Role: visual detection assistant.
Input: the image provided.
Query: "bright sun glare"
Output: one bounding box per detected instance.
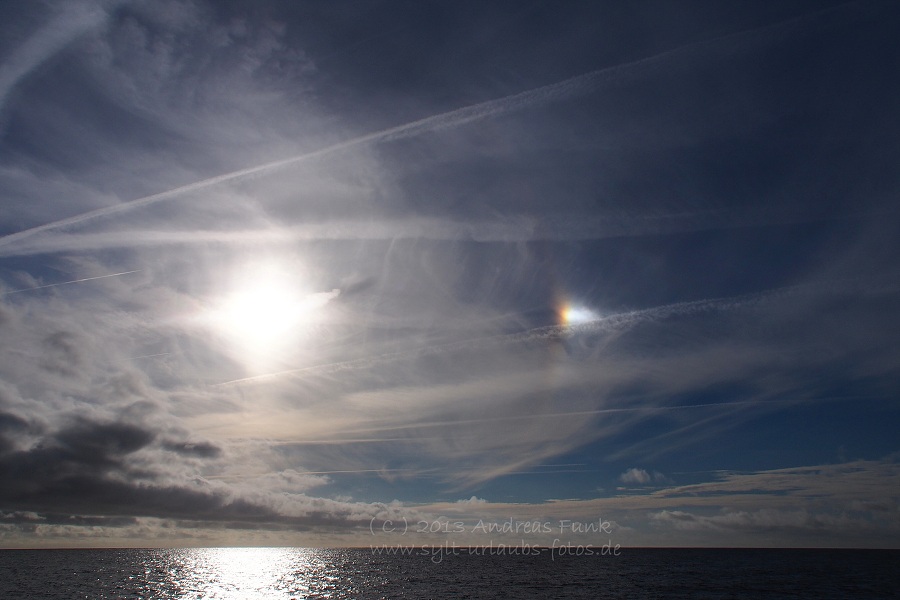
[220,280,303,348]
[204,261,339,368]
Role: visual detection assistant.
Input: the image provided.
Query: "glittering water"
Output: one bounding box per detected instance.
[0,547,898,599]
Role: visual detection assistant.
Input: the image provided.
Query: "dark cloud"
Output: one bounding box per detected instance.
[0,411,30,454]
[55,419,156,465]
[0,412,28,432]
[0,428,261,525]
[0,419,156,498]
[0,459,270,526]
[0,415,374,530]
[0,511,138,528]
[0,458,375,532]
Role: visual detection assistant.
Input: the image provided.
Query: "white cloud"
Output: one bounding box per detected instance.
[620,468,652,485]
[456,496,487,504]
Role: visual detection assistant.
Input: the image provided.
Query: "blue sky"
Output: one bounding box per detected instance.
[0,0,899,548]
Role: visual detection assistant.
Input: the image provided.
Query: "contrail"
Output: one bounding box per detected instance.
[214,283,799,386]
[129,351,172,360]
[5,206,895,258]
[0,0,865,252]
[0,269,140,296]
[298,394,872,439]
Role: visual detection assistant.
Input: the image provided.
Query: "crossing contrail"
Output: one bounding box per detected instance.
[0,1,864,253]
[0,269,140,296]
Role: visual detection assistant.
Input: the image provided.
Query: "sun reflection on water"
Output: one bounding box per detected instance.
[162,547,335,599]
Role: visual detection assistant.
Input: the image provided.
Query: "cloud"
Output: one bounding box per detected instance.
[457,496,487,505]
[0,1,111,112]
[619,468,671,486]
[0,412,31,454]
[0,412,409,533]
[38,331,86,377]
[418,460,900,547]
[650,508,871,534]
[56,419,156,462]
[0,0,864,252]
[162,440,222,459]
[620,468,652,485]
[1,0,899,549]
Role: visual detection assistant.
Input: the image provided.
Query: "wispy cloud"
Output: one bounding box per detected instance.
[0,1,111,112]
[0,0,864,251]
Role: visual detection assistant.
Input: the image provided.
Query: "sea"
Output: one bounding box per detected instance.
[0,547,898,599]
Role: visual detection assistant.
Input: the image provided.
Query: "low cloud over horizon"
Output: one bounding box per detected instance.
[1,0,899,549]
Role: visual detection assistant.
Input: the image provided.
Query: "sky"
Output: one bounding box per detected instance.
[0,0,899,549]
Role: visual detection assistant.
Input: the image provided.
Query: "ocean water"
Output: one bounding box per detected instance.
[0,547,898,599]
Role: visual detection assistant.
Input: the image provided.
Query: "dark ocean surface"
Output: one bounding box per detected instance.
[0,547,898,599]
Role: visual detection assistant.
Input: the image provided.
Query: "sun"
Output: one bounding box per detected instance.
[218,280,303,349]
[204,261,338,369]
